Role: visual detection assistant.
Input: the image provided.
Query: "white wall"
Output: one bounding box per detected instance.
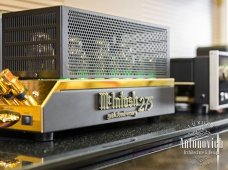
[64,0,213,58]
[140,0,212,58]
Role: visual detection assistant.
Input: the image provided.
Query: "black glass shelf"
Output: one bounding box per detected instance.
[1,111,228,170]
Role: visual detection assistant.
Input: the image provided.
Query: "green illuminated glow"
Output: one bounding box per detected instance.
[78,70,88,78]
[75,70,156,78]
[148,72,155,78]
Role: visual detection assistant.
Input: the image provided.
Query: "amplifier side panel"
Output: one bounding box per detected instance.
[2,6,62,79]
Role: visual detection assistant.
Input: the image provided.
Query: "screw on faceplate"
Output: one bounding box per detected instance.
[201,94,206,99]
[32,91,39,97]
[34,73,38,78]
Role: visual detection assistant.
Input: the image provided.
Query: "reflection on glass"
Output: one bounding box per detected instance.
[105,132,228,170]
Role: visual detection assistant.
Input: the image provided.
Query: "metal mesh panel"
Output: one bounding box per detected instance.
[2,6,169,79]
[67,10,168,78]
[3,10,58,78]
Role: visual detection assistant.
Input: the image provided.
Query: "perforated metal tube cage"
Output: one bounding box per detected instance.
[2,6,169,79]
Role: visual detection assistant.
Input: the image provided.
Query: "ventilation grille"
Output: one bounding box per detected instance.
[2,7,169,79]
[67,10,168,78]
[3,11,58,75]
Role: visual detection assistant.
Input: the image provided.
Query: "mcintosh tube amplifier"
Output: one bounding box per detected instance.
[0,6,174,141]
[171,50,228,113]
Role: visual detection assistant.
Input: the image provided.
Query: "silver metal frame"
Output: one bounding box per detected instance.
[209,50,228,110]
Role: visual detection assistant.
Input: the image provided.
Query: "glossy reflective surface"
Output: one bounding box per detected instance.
[106,132,228,170]
[0,111,228,169]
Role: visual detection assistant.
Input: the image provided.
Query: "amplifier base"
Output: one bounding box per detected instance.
[0,79,174,140]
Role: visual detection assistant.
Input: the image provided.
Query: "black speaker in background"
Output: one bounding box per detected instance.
[171,58,195,112]
[171,46,228,113]
[170,58,194,82]
[196,45,228,56]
